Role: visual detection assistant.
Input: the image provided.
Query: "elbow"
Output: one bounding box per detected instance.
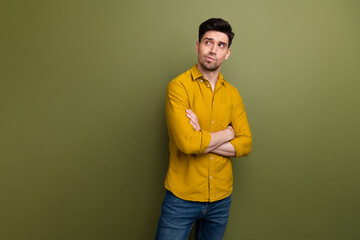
[242,145,252,156]
[242,137,252,156]
[233,136,252,158]
[176,139,200,155]
[179,146,197,155]
[174,131,204,155]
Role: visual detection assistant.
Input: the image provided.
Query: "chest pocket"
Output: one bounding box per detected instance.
[220,104,234,128]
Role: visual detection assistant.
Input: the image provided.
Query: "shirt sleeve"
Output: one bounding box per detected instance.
[165,79,211,155]
[229,89,252,157]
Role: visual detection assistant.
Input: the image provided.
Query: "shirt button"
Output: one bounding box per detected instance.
[210,157,213,159]
[211,121,214,124]
[207,85,210,88]
[210,176,212,179]
[200,80,203,82]
[212,102,215,104]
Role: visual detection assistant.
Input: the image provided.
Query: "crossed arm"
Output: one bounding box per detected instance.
[186,109,236,157]
[166,79,252,157]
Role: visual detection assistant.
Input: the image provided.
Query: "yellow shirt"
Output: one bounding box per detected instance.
[164,65,252,202]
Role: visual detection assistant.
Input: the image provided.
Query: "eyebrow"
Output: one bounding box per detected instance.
[218,41,228,47]
[203,38,228,47]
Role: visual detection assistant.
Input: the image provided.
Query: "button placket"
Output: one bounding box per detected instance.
[209,155,214,200]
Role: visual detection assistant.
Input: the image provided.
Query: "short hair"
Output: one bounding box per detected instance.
[198,18,235,47]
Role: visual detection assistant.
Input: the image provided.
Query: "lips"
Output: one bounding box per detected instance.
[204,55,216,61]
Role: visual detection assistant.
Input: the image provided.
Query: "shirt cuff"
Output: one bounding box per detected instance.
[230,138,243,158]
[199,130,211,153]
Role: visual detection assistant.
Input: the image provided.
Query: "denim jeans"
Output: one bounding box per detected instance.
[155,190,231,240]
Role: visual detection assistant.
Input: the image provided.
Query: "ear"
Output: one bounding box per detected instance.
[224,48,231,60]
[196,41,199,54]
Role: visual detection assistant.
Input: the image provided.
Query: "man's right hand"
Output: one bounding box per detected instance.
[186,109,201,131]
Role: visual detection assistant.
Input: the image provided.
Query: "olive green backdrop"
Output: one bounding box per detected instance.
[1,0,359,239]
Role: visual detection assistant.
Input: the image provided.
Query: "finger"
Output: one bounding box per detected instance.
[188,110,197,120]
[189,120,196,129]
[186,113,195,121]
[186,110,193,117]
[187,109,194,115]
[188,109,196,117]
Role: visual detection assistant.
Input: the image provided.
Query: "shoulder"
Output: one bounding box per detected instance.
[223,79,241,96]
[170,68,192,85]
[223,79,244,104]
[167,68,193,92]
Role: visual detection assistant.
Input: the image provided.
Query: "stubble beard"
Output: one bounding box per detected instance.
[198,56,220,72]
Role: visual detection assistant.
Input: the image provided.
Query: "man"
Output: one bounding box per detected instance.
[155,18,252,240]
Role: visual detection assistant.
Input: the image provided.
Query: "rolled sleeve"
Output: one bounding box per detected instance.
[165,79,211,154]
[200,130,211,153]
[230,90,252,158]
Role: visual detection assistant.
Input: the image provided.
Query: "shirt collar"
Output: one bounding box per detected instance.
[190,64,226,85]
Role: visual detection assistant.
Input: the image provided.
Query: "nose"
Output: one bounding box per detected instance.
[209,44,217,54]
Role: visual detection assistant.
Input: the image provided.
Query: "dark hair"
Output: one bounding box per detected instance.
[198,18,235,47]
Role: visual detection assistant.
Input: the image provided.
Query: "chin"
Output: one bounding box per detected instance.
[202,63,218,71]
[205,64,219,71]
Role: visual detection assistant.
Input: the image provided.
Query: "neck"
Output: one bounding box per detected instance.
[196,63,221,86]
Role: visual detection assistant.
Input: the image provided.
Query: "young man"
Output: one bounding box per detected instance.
[155,18,252,240]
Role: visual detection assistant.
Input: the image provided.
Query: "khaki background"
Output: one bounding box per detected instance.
[1,0,359,239]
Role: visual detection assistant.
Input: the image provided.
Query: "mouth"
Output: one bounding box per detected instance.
[204,55,216,62]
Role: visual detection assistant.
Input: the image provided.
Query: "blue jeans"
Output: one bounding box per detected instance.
[155,190,231,240]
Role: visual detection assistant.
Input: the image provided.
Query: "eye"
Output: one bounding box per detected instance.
[219,43,225,48]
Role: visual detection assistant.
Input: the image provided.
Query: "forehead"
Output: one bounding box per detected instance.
[201,30,229,44]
